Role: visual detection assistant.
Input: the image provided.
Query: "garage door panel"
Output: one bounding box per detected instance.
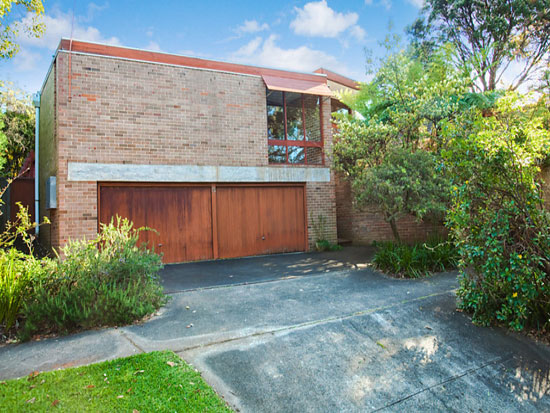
[217,185,306,259]
[215,186,263,259]
[99,185,213,263]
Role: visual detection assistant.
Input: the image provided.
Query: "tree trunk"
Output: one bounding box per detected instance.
[388,217,401,244]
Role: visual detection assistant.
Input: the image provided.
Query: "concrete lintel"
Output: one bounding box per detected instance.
[67,162,331,183]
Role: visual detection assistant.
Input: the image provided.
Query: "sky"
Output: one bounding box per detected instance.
[0,0,426,94]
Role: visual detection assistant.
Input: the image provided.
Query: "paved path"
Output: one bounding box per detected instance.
[1,248,549,412]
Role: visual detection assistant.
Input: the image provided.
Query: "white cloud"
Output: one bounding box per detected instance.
[80,2,109,22]
[18,9,120,50]
[144,41,163,52]
[234,36,262,56]
[290,0,364,40]
[231,34,340,73]
[349,25,366,41]
[365,0,392,10]
[236,20,269,34]
[406,0,424,8]
[11,48,42,71]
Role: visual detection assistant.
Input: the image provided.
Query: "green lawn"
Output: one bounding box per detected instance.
[0,351,233,412]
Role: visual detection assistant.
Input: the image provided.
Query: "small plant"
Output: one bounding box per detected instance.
[314,239,343,252]
[310,213,342,252]
[373,237,459,278]
[20,216,166,340]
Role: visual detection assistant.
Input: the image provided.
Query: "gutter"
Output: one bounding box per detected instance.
[33,92,40,236]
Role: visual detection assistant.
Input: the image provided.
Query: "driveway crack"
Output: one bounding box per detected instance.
[371,355,513,412]
[118,330,145,354]
[175,289,456,353]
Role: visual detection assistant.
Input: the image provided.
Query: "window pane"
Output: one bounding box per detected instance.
[306,146,323,165]
[269,145,286,163]
[267,91,284,140]
[304,95,321,142]
[288,146,305,164]
[285,92,304,141]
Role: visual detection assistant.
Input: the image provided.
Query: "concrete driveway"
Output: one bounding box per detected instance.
[1,247,549,412]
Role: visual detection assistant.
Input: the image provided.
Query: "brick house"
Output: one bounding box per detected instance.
[38,39,347,263]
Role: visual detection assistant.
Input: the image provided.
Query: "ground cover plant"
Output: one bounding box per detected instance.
[0,350,233,412]
[373,237,459,278]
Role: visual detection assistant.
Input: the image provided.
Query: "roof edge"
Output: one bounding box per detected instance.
[314,68,360,90]
[58,38,329,83]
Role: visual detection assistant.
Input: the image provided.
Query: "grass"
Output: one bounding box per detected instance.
[0,351,233,412]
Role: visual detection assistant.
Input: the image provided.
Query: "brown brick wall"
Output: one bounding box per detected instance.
[335,173,441,244]
[45,51,336,251]
[38,64,58,248]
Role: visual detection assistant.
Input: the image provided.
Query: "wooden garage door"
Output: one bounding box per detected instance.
[99,183,306,263]
[99,184,213,263]
[216,185,306,259]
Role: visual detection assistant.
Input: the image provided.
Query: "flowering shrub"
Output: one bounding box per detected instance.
[443,93,550,332]
[20,217,166,340]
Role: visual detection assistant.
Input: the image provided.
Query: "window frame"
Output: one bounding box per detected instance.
[267,91,324,165]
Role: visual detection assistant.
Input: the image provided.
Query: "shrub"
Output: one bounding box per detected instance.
[0,249,38,329]
[20,217,166,340]
[443,92,550,332]
[373,237,459,278]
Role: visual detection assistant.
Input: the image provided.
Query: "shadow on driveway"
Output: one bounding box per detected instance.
[161,246,376,293]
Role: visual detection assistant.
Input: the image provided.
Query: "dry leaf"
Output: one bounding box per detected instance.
[127,387,133,393]
[26,397,36,404]
[86,384,95,389]
[134,370,145,375]
[117,395,124,399]
[166,361,176,367]
[133,410,140,413]
[27,371,39,381]
[52,399,60,407]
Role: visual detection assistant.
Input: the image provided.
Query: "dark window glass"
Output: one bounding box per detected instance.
[285,92,304,141]
[304,95,321,142]
[266,90,323,165]
[268,145,286,163]
[288,146,305,164]
[267,91,284,140]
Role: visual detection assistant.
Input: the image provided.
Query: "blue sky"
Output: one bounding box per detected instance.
[1,0,425,93]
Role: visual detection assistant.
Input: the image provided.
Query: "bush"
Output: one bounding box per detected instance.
[20,217,166,340]
[373,237,459,278]
[443,92,550,332]
[0,249,38,329]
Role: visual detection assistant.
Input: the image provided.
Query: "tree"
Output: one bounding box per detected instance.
[0,0,44,59]
[0,82,34,177]
[333,46,466,241]
[410,0,550,92]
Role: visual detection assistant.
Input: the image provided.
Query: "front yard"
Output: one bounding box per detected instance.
[0,351,232,412]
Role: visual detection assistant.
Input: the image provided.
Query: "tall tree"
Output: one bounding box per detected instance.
[409,0,550,91]
[0,0,44,59]
[333,46,466,241]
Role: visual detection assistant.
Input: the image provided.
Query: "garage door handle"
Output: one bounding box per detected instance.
[261,236,265,240]
[158,243,163,247]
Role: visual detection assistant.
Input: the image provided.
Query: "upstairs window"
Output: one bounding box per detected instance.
[267,91,323,165]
